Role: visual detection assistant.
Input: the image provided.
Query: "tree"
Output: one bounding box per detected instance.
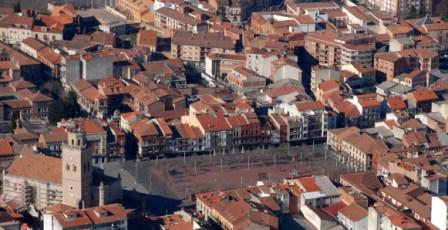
[47,91,81,125]
[40,81,63,99]
[48,100,65,125]
[63,91,80,118]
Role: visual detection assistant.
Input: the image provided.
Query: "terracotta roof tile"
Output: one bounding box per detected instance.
[81,120,105,134]
[296,101,324,111]
[338,203,367,221]
[297,176,320,192]
[318,80,339,91]
[7,153,61,184]
[410,88,437,102]
[137,30,157,48]
[0,139,14,157]
[387,96,406,110]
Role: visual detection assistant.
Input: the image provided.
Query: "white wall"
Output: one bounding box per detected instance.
[431,196,447,230]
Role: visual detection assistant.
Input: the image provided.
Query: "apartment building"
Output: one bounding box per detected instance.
[181,112,233,150]
[273,101,329,142]
[0,15,34,45]
[171,31,234,65]
[405,16,448,51]
[347,94,382,128]
[393,69,428,88]
[407,88,438,113]
[196,188,279,229]
[379,185,432,225]
[368,0,431,18]
[305,31,375,67]
[245,50,298,79]
[374,49,438,81]
[342,6,372,27]
[171,123,204,153]
[20,38,61,79]
[129,118,171,156]
[153,0,183,11]
[115,0,153,22]
[155,7,207,34]
[227,67,266,93]
[80,51,114,81]
[285,1,340,19]
[204,53,246,81]
[250,12,316,35]
[270,58,303,82]
[0,10,75,45]
[343,132,387,171]
[210,0,273,24]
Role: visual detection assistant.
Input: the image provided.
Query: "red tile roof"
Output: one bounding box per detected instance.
[410,89,437,102]
[137,30,157,48]
[338,203,367,221]
[297,176,320,192]
[81,120,105,134]
[296,101,325,111]
[387,96,406,110]
[318,80,339,91]
[0,139,14,157]
[7,153,61,184]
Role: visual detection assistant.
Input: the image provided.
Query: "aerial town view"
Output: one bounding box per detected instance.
[0,0,446,229]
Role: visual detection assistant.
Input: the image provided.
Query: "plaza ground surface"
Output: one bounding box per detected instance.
[101,143,356,215]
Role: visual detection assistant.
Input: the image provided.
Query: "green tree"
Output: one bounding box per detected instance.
[47,91,81,125]
[40,81,63,99]
[48,100,65,125]
[63,91,80,118]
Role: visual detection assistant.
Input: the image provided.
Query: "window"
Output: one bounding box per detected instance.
[66,164,70,171]
[73,165,77,172]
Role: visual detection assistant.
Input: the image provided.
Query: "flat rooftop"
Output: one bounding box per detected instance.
[77,7,129,25]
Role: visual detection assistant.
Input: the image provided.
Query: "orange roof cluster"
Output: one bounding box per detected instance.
[47,203,130,229]
[410,88,437,102]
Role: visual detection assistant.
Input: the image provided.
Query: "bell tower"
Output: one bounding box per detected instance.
[62,130,92,209]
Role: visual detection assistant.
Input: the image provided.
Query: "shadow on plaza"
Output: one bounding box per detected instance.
[122,190,184,216]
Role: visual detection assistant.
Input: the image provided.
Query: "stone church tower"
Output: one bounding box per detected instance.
[62,131,92,209]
